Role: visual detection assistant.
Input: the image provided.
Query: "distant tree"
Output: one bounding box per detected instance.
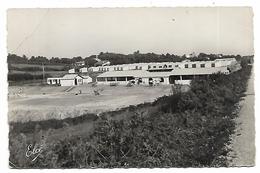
[50,57,61,64]
[84,56,97,67]
[72,56,83,63]
[133,50,140,55]
[7,54,28,64]
[28,56,48,64]
[60,58,73,64]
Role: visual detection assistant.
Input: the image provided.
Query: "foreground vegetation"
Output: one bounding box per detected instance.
[9,60,252,168]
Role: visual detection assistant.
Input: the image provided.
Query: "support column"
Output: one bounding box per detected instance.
[164,77,169,84]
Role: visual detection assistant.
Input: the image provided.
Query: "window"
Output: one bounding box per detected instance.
[97,77,105,81]
[127,76,135,81]
[120,67,123,71]
[211,63,215,67]
[135,66,139,70]
[117,77,126,81]
[182,75,194,80]
[170,75,180,80]
[163,64,167,68]
[192,64,196,68]
[107,68,109,71]
[169,65,172,68]
[185,64,189,68]
[139,66,142,70]
[159,66,162,68]
[107,77,116,81]
[114,67,116,71]
[175,65,179,67]
[200,64,205,68]
[78,79,82,82]
[153,66,156,68]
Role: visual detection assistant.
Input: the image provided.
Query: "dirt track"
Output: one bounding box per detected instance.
[228,66,255,166]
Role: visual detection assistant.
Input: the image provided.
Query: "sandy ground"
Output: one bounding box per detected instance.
[8,85,172,122]
[228,66,255,166]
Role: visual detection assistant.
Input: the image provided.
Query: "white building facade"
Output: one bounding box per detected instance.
[96,58,240,86]
[47,74,92,86]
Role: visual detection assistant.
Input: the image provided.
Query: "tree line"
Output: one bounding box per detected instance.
[7,52,249,66]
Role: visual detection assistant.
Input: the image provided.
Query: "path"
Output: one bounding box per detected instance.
[228,66,255,166]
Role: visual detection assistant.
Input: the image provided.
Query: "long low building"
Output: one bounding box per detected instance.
[96,58,241,85]
[89,58,237,73]
[96,66,230,85]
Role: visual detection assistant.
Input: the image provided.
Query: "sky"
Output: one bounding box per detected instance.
[7,7,254,58]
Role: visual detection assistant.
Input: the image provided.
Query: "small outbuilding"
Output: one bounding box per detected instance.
[79,67,88,73]
[47,74,92,86]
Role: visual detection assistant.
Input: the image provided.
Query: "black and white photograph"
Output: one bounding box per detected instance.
[5,6,255,169]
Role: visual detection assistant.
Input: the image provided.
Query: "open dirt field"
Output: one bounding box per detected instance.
[8,85,172,122]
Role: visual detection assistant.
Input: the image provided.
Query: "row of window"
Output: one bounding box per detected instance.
[97,75,211,83]
[135,66,142,70]
[148,64,178,69]
[99,67,124,72]
[99,67,110,72]
[97,76,135,82]
[185,63,215,68]
[148,63,215,69]
[98,66,143,72]
[98,63,216,72]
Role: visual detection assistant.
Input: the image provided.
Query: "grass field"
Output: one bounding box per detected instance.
[10,63,67,70]
[8,63,68,79]
[8,85,172,122]
[9,70,67,76]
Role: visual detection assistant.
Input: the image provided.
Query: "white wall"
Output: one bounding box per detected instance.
[80,67,88,73]
[175,80,191,85]
[163,77,170,84]
[60,79,75,86]
[47,78,61,85]
[75,76,83,85]
[88,67,99,72]
[83,77,92,84]
[97,81,129,85]
[68,69,75,73]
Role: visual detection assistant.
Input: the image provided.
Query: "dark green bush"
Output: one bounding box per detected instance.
[8,73,51,81]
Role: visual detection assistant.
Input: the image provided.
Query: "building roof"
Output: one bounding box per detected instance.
[134,71,172,78]
[80,67,88,69]
[97,70,151,78]
[80,75,91,79]
[89,58,237,69]
[94,60,110,66]
[97,67,229,78]
[171,67,228,76]
[61,74,82,80]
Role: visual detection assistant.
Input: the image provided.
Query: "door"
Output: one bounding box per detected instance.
[74,78,78,85]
